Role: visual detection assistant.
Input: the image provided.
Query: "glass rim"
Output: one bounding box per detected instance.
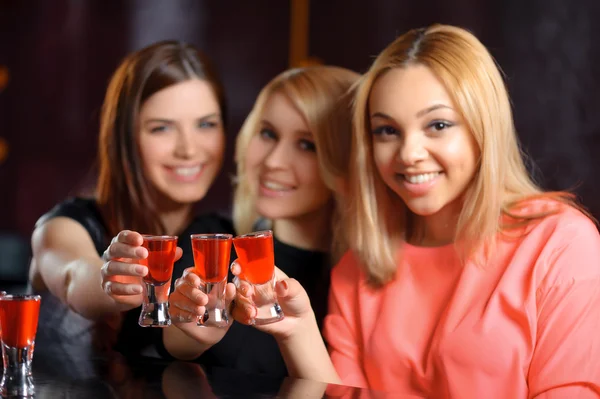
[141,234,178,241]
[190,233,233,240]
[233,230,273,240]
[0,294,41,301]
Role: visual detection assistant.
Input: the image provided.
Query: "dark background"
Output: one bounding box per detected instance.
[1,0,599,240]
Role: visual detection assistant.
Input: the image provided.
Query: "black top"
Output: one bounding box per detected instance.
[34,197,234,358]
[188,236,331,380]
[36,197,332,380]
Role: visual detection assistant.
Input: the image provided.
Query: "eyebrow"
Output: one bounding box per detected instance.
[144,112,220,125]
[260,119,312,137]
[371,104,454,121]
[416,104,453,118]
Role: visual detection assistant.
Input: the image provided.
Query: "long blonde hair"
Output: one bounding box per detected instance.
[233,66,359,260]
[349,24,588,286]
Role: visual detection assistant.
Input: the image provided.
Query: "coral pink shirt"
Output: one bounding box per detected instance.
[324,206,600,397]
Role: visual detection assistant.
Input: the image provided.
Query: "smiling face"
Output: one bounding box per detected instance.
[244,91,332,222]
[368,64,480,227]
[138,79,225,206]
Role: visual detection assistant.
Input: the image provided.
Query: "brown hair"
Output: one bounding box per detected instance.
[95,40,226,237]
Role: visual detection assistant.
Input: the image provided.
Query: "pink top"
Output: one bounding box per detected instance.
[324,204,600,398]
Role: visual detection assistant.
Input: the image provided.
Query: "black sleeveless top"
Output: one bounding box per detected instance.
[34,197,234,359]
[37,198,332,382]
[187,236,331,381]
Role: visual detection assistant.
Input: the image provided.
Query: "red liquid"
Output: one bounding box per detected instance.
[139,237,177,285]
[0,297,41,348]
[233,235,275,285]
[192,238,232,283]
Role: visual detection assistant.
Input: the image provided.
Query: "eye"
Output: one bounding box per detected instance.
[428,120,453,132]
[372,125,399,136]
[149,125,169,134]
[198,120,218,129]
[298,139,316,152]
[259,128,277,141]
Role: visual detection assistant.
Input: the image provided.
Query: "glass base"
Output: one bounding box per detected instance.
[233,276,285,326]
[1,344,35,397]
[139,283,171,327]
[196,281,229,328]
[253,302,284,325]
[197,307,229,328]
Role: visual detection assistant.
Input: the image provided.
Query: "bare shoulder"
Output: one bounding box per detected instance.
[31,216,99,258]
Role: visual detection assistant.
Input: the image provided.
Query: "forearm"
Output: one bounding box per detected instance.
[276,316,341,385]
[65,258,124,319]
[163,325,216,360]
[37,252,120,320]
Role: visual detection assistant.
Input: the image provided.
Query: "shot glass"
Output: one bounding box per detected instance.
[138,235,178,327]
[190,233,232,327]
[232,230,284,325]
[0,294,41,398]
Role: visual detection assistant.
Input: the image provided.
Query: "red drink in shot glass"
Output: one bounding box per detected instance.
[0,294,41,397]
[190,234,232,327]
[140,235,178,286]
[138,235,178,327]
[232,230,283,325]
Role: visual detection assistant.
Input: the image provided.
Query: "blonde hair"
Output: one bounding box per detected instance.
[233,66,360,259]
[350,24,589,286]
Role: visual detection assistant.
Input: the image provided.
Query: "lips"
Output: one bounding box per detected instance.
[258,178,296,197]
[172,165,202,176]
[261,180,295,191]
[395,171,442,196]
[165,164,204,181]
[401,172,441,184]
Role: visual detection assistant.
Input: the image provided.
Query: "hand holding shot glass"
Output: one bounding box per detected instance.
[191,233,232,327]
[0,294,41,398]
[138,235,178,327]
[232,230,284,325]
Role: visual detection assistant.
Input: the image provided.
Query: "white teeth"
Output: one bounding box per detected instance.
[263,181,292,191]
[173,166,201,176]
[404,172,440,184]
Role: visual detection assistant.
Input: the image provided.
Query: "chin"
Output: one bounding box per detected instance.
[255,202,301,221]
[404,202,443,217]
[168,190,209,205]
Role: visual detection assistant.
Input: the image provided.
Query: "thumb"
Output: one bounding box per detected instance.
[275,278,303,299]
[274,278,312,317]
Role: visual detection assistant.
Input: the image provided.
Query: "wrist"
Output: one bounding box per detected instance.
[275,310,319,344]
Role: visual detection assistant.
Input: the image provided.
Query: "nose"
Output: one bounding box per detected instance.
[173,127,196,159]
[397,132,428,166]
[264,142,291,170]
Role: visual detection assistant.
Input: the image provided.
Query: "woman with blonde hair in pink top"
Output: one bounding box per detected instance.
[231,24,600,397]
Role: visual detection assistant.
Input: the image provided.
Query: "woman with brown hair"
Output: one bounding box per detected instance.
[231,25,600,396]
[29,40,232,357]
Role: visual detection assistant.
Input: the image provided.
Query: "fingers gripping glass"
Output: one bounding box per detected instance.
[232,230,284,325]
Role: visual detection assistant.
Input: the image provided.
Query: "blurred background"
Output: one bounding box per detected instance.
[0,0,599,285]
